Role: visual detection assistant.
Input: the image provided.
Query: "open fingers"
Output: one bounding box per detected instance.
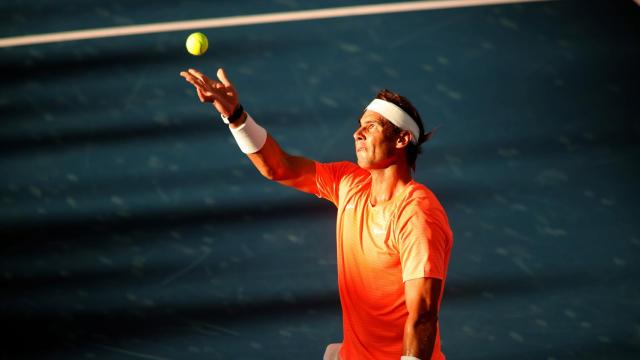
[217,68,232,87]
[183,77,207,94]
[180,71,205,88]
[182,71,220,95]
[180,70,237,110]
[196,88,206,103]
[188,68,217,88]
[181,72,223,101]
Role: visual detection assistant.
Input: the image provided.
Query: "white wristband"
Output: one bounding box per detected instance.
[229,113,267,154]
[401,356,421,360]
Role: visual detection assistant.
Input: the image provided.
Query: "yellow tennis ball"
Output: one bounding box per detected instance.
[186,32,208,56]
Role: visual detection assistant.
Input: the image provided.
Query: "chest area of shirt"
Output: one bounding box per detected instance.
[339,192,399,260]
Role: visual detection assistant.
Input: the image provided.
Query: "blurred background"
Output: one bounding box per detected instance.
[1,0,639,359]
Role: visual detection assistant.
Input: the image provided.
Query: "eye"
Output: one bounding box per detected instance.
[368,123,375,130]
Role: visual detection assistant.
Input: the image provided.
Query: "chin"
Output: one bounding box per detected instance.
[357,156,395,170]
[356,159,378,171]
[355,155,370,169]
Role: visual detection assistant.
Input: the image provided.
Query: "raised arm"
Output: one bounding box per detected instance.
[180,68,316,194]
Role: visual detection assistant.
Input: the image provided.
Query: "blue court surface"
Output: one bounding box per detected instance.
[1,0,639,359]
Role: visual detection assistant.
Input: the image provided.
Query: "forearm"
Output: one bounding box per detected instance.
[227,111,287,178]
[179,68,313,183]
[229,111,315,187]
[247,134,296,181]
[402,314,438,359]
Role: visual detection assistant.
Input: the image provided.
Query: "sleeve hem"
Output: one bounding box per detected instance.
[402,273,444,283]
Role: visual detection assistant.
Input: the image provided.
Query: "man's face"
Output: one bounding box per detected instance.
[353,111,400,170]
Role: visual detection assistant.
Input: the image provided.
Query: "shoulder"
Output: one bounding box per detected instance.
[401,182,439,209]
[317,161,369,183]
[394,182,453,244]
[396,182,449,225]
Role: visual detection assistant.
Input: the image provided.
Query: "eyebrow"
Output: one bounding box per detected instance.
[358,117,384,126]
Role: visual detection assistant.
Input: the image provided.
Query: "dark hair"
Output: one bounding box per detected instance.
[374,89,431,171]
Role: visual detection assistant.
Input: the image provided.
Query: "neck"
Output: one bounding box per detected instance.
[368,162,412,206]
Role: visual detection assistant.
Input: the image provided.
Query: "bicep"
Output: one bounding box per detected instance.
[404,277,442,317]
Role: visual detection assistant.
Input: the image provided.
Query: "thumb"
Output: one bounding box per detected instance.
[217,68,232,87]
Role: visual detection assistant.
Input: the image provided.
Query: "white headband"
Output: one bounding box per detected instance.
[365,99,420,144]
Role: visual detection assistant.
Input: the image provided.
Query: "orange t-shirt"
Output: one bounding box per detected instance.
[309,161,454,360]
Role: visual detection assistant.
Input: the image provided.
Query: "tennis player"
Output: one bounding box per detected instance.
[180,68,453,360]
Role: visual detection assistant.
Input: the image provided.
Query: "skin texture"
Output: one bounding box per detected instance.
[180,67,442,359]
[353,111,413,206]
[403,277,442,359]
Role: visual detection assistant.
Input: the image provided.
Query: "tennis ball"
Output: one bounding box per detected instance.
[186,32,208,56]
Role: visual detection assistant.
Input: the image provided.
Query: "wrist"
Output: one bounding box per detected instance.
[229,113,267,153]
[221,103,244,124]
[228,111,247,129]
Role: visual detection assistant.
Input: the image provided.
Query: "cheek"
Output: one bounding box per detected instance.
[374,136,392,150]
[370,140,393,158]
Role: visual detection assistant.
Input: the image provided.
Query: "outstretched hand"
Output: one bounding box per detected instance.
[180,68,239,117]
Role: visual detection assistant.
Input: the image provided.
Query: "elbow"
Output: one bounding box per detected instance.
[259,167,279,181]
[410,308,439,326]
[253,157,282,180]
[259,166,290,181]
[257,156,293,181]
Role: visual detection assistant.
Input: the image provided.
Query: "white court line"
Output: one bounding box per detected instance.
[0,0,552,48]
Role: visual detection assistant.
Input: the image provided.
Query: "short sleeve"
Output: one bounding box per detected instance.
[314,161,365,207]
[396,200,448,282]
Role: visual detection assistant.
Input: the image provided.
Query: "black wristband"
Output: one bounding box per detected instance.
[226,104,244,123]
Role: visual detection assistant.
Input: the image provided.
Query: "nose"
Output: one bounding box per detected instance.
[353,126,365,141]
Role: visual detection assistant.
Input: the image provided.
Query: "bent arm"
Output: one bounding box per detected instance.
[180,67,317,194]
[403,277,442,359]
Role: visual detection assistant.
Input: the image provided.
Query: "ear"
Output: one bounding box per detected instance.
[395,130,412,149]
